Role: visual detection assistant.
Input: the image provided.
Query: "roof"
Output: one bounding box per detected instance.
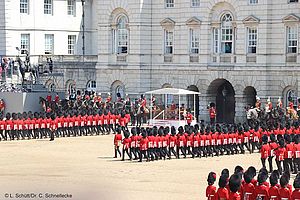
[145,88,200,95]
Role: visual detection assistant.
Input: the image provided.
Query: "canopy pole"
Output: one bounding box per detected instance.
[194,94,196,122]
[178,94,181,122]
[150,94,153,122]
[164,94,167,120]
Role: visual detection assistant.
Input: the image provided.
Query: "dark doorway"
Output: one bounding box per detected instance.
[187,85,199,122]
[244,86,257,108]
[207,79,235,124]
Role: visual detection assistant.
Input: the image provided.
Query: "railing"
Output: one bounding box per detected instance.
[38,55,98,63]
[153,110,165,120]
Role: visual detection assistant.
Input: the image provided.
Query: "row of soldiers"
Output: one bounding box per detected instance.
[113,123,300,162]
[206,165,300,200]
[260,133,300,175]
[0,110,131,141]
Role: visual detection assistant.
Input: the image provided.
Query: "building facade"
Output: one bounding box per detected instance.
[1,0,300,123]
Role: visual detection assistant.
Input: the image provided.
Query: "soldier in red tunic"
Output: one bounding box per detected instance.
[169,126,177,158]
[206,172,217,200]
[293,135,300,174]
[177,126,186,159]
[228,174,241,200]
[284,134,295,173]
[260,134,271,170]
[292,175,300,200]
[139,130,149,162]
[275,139,286,175]
[113,128,122,158]
[208,104,216,125]
[121,131,131,161]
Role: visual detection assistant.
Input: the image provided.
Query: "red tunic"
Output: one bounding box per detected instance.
[279,187,291,200]
[269,142,279,157]
[261,144,271,159]
[139,137,149,151]
[269,186,279,200]
[294,143,300,158]
[148,135,154,149]
[285,143,295,159]
[243,131,250,143]
[0,120,5,131]
[97,115,103,126]
[114,134,122,146]
[186,113,193,124]
[109,114,115,125]
[209,107,216,119]
[214,187,229,200]
[275,147,286,161]
[243,182,255,200]
[206,185,216,199]
[193,134,200,148]
[122,138,131,149]
[103,115,109,125]
[169,135,177,148]
[229,192,240,200]
[292,189,300,200]
[177,135,186,147]
[254,184,269,199]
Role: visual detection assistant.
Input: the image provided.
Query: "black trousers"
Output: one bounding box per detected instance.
[268,156,274,172]
[122,148,131,160]
[283,158,293,172]
[276,159,283,175]
[169,147,177,158]
[114,146,121,158]
[139,150,148,162]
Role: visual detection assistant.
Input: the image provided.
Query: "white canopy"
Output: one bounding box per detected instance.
[145,88,200,95]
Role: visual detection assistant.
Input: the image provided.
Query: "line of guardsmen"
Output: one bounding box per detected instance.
[114,123,300,162]
[0,110,131,141]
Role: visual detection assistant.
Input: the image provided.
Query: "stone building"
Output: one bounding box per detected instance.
[1,0,300,122]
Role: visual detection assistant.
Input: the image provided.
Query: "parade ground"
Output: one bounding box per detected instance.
[0,135,261,200]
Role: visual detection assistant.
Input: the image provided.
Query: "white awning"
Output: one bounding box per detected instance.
[145,88,200,95]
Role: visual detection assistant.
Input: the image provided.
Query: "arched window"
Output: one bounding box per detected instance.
[49,83,56,92]
[221,13,233,54]
[112,15,129,54]
[111,80,125,101]
[115,85,125,98]
[286,89,297,107]
[66,80,76,95]
[212,13,235,55]
[86,80,96,91]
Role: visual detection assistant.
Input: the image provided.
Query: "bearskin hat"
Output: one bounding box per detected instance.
[207,172,217,185]
[229,174,241,193]
[218,175,228,188]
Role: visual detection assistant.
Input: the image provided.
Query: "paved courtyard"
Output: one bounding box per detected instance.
[0,135,261,200]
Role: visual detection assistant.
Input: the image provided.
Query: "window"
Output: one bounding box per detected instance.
[115,85,125,98]
[213,28,219,53]
[287,26,298,53]
[165,30,173,54]
[68,35,76,55]
[44,0,52,15]
[116,16,128,54]
[288,0,298,3]
[191,0,200,7]
[286,89,297,107]
[86,80,96,91]
[190,29,199,54]
[247,28,257,53]
[221,14,233,54]
[67,0,76,16]
[49,83,56,92]
[45,34,54,54]
[20,0,29,14]
[20,34,30,54]
[165,0,174,8]
[249,0,258,4]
